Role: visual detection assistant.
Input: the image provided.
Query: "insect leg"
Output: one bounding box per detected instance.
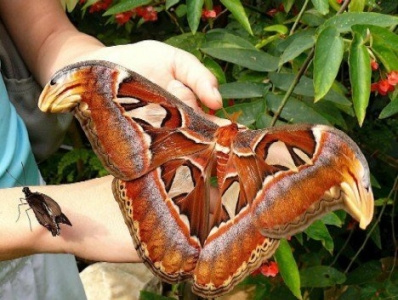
[24,207,33,232]
[16,201,33,232]
[16,199,29,222]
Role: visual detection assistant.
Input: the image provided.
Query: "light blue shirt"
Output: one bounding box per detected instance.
[0,73,86,299]
[0,73,38,187]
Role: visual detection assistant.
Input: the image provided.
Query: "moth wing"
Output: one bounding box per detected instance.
[38,61,221,181]
[112,147,214,283]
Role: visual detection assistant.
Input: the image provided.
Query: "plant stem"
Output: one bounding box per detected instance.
[270,0,350,127]
[330,228,355,267]
[270,47,315,127]
[289,0,310,35]
[389,175,397,279]
[345,175,398,273]
[165,11,185,34]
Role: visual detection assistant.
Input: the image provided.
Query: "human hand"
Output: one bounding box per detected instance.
[73,41,223,112]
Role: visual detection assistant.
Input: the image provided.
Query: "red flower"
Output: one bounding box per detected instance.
[115,11,132,25]
[260,261,279,277]
[372,79,395,96]
[336,0,343,3]
[387,70,398,86]
[378,79,395,95]
[89,0,112,13]
[371,82,379,92]
[371,60,379,71]
[202,5,221,20]
[202,9,217,19]
[133,6,157,22]
[252,261,279,277]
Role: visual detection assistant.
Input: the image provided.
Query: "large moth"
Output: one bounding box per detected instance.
[38,61,374,298]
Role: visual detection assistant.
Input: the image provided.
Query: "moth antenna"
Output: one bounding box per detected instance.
[5,168,24,187]
[220,106,241,124]
[21,162,27,186]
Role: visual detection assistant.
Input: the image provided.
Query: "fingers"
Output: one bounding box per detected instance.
[172,49,223,110]
[166,80,200,110]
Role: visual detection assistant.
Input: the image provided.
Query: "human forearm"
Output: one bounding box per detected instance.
[0,176,139,262]
[0,0,104,85]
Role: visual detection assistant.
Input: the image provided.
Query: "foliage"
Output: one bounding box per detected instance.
[47,0,398,298]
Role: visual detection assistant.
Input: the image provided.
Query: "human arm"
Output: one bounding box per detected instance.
[0,0,222,261]
[0,176,139,262]
[0,0,222,110]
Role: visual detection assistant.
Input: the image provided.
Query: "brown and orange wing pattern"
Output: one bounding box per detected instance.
[39,61,374,298]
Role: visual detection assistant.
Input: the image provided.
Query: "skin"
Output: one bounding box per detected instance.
[0,0,222,261]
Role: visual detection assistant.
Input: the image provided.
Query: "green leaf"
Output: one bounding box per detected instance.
[219,82,269,98]
[166,33,205,59]
[319,12,398,33]
[220,0,253,35]
[349,0,365,12]
[277,29,316,52]
[372,38,398,72]
[370,222,382,249]
[103,0,151,15]
[221,100,265,126]
[304,220,334,253]
[264,25,289,35]
[349,30,371,126]
[314,26,344,101]
[203,57,226,84]
[61,0,79,12]
[321,212,344,227]
[187,0,204,34]
[300,266,346,287]
[269,72,351,106]
[374,197,394,206]
[274,239,302,299]
[266,94,331,125]
[280,33,315,66]
[352,25,398,71]
[82,0,100,10]
[201,48,279,71]
[165,0,180,10]
[379,97,398,118]
[311,0,329,15]
[345,261,381,285]
[175,4,187,17]
[301,9,326,27]
[282,0,295,12]
[303,100,348,128]
[204,30,257,49]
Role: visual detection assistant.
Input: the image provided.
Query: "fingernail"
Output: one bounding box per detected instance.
[213,87,223,107]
